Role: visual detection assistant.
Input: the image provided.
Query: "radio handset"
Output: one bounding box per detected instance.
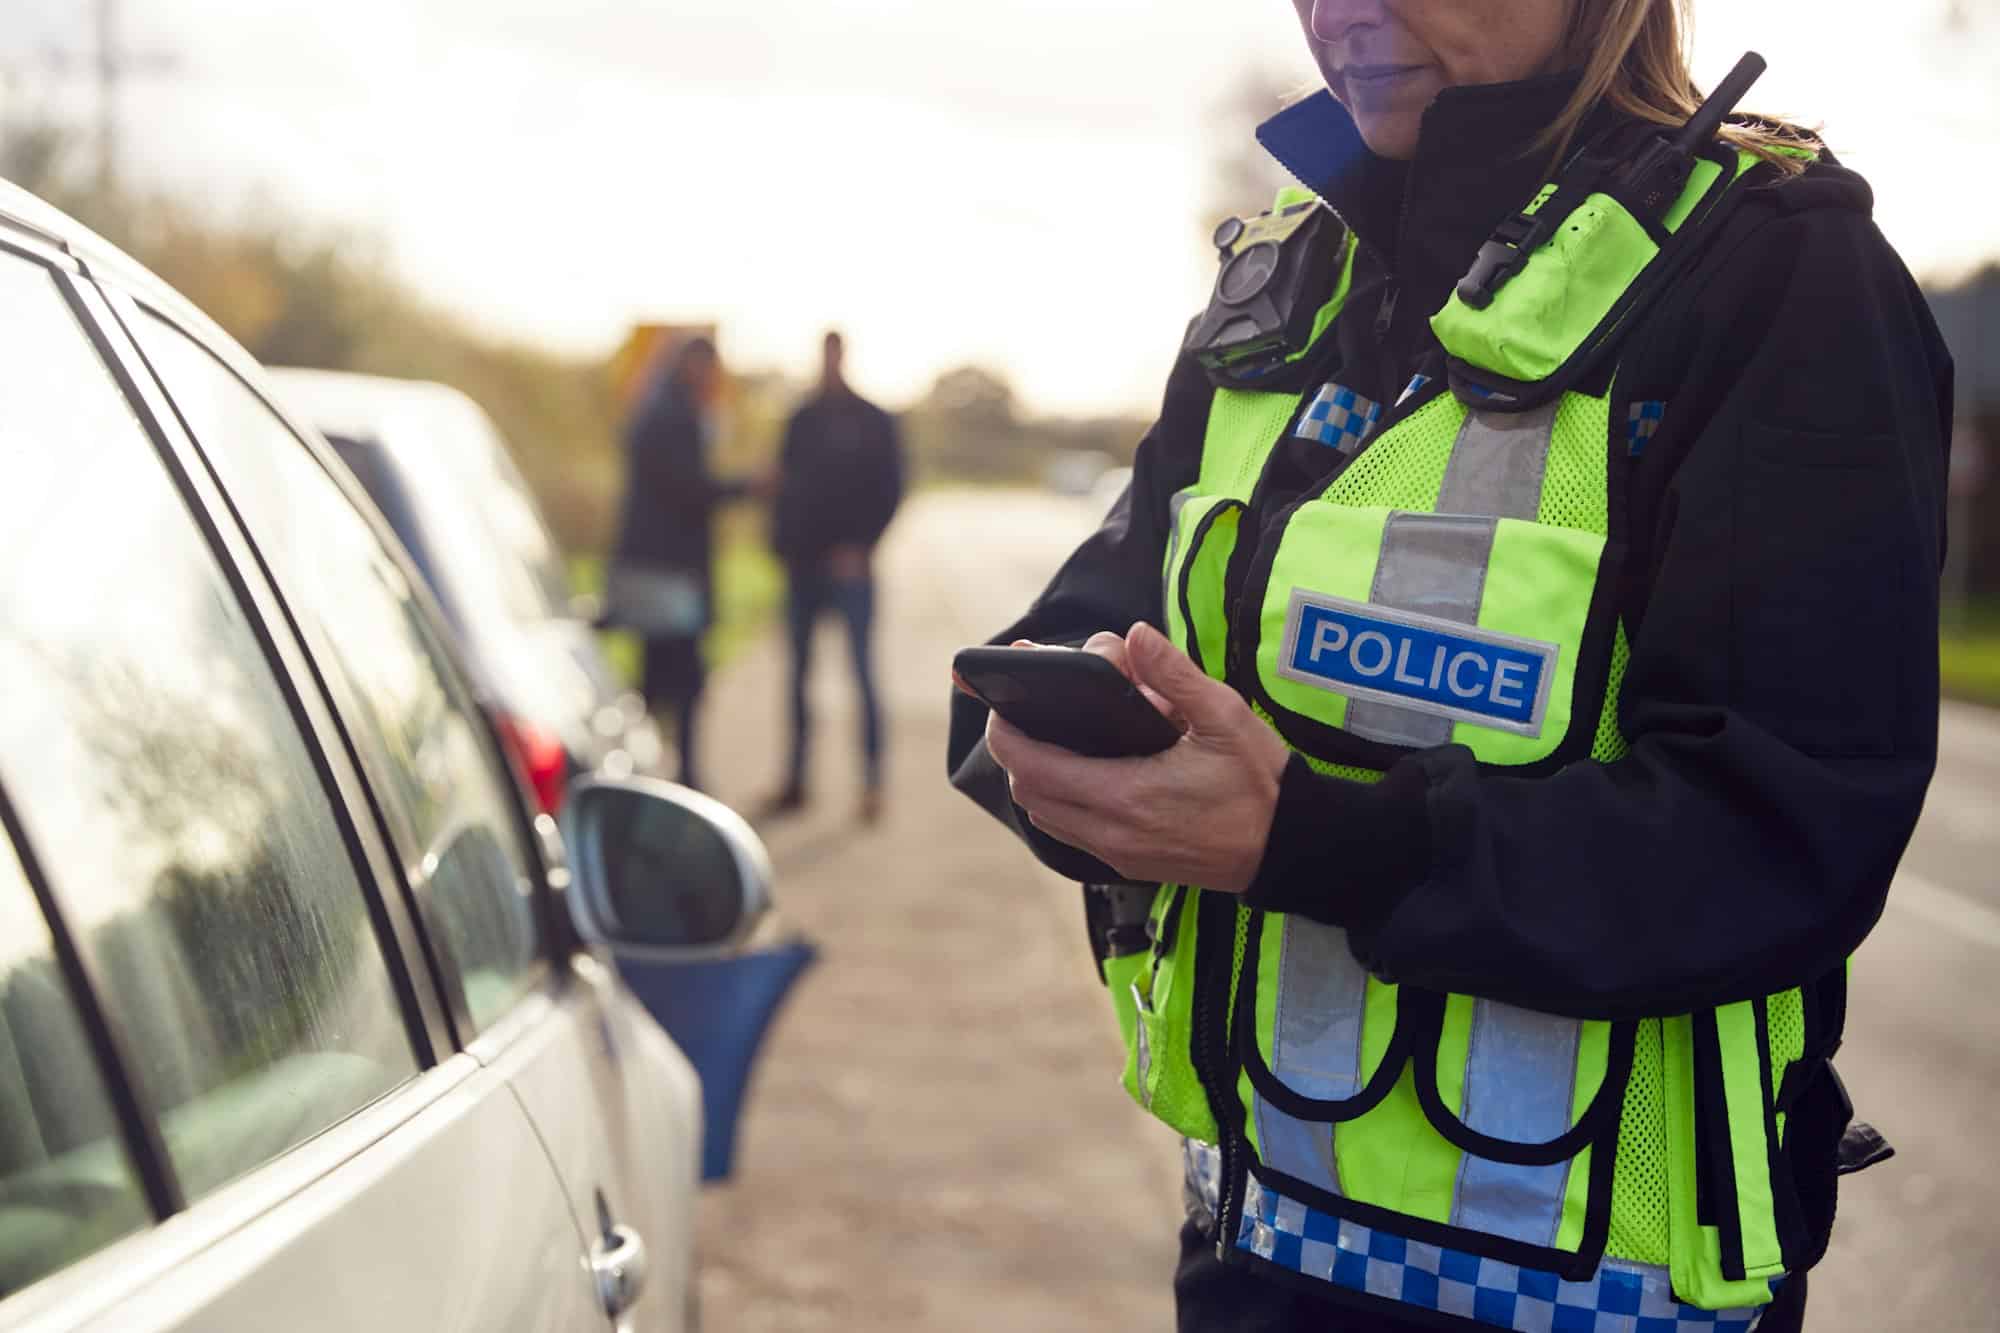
[1456,52,1768,310]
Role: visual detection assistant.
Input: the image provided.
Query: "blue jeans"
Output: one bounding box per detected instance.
[785,571,882,792]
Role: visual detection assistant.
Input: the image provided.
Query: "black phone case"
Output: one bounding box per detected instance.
[954,646,1182,758]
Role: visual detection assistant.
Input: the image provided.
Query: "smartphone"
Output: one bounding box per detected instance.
[953,644,1183,758]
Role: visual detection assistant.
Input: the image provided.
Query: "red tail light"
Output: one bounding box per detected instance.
[494,711,569,814]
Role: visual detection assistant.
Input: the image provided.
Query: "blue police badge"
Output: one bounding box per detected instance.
[1277,590,1559,737]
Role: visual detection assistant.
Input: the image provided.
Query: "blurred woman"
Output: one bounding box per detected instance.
[949,1,1949,1329]
[609,336,748,790]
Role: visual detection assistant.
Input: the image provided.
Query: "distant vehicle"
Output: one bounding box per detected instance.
[1042,448,1119,498]
[264,368,666,815]
[0,176,786,1329]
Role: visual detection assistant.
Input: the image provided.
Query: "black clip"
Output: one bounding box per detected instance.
[1455,210,1554,309]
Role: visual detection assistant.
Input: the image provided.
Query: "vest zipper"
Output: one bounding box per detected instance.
[1372,282,1401,343]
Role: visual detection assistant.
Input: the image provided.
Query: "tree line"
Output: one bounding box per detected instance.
[0,109,1151,558]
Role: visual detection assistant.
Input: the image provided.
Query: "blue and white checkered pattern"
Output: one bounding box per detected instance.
[1396,373,1434,408]
[1297,383,1383,453]
[1215,1159,1772,1333]
[1627,400,1667,456]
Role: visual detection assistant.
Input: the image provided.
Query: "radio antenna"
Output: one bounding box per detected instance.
[1672,52,1767,155]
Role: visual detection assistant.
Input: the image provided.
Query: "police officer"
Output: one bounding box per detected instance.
[947,1,1950,1330]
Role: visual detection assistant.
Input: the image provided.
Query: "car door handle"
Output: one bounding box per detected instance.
[590,1223,648,1320]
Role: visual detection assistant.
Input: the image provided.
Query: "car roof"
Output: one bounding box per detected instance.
[2,177,219,343]
[264,367,500,469]
[0,175,321,435]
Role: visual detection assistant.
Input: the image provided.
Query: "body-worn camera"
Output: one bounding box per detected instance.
[1184,200,1347,385]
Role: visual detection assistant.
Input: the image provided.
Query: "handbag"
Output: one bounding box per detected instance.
[605,566,705,637]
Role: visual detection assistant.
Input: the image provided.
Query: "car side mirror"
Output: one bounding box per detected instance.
[560,778,772,956]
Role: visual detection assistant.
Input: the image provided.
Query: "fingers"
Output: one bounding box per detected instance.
[1081,630,1135,681]
[1125,622,1239,734]
[1136,680,1185,730]
[1021,794,1108,856]
[985,713,1111,810]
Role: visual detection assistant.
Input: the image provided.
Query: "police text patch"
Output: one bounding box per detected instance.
[1277,591,1558,737]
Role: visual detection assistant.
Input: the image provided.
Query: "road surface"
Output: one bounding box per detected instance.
[695,489,1997,1331]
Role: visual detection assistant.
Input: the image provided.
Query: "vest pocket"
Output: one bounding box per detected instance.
[1242,501,1615,774]
[1229,916,1630,1279]
[1408,991,1632,1266]
[1106,884,1218,1142]
[1232,913,1411,1204]
[1163,494,1245,680]
[1663,995,1818,1309]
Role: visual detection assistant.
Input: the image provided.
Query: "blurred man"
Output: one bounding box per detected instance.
[768,331,905,821]
[608,336,748,791]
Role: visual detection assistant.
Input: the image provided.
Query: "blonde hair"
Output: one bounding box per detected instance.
[1544,0,1818,173]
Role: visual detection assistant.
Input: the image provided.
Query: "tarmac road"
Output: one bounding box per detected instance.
[696,489,1997,1331]
[1822,699,2000,1329]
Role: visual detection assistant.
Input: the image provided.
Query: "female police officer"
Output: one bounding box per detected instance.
[947,0,1950,1329]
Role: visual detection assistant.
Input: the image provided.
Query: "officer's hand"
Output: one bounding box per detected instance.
[986,622,1289,894]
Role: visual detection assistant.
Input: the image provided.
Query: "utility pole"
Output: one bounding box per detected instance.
[20,0,178,200]
[95,0,117,199]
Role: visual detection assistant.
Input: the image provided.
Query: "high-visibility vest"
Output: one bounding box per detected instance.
[1103,147,1842,1330]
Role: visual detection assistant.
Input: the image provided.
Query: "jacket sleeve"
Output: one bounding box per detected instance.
[633,397,739,513]
[1245,190,1952,1020]
[946,349,1213,881]
[859,412,906,549]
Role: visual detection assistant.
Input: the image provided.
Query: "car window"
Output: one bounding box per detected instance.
[0,257,418,1209]
[447,405,573,620]
[0,836,151,1296]
[133,318,546,1034]
[386,396,571,631]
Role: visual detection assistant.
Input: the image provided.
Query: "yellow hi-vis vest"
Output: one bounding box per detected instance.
[1103,148,1840,1328]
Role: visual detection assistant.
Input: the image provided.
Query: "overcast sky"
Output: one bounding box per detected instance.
[5,0,1994,415]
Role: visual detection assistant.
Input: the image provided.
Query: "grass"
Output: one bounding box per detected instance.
[568,516,785,690]
[1940,611,2000,710]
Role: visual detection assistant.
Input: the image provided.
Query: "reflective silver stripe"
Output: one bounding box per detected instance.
[1183,1137,1225,1216]
[1449,998,1583,1246]
[1163,488,1195,622]
[1132,983,1154,1107]
[1255,918,1368,1195]
[1344,513,1497,746]
[1343,405,1558,748]
[1436,400,1560,519]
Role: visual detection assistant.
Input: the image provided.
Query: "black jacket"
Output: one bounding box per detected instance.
[947,75,1951,1023]
[612,378,742,625]
[772,389,905,570]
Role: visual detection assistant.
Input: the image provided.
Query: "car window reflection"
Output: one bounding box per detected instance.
[133,316,545,1034]
[0,257,417,1209]
[0,838,151,1295]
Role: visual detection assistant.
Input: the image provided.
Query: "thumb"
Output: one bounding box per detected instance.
[1126,622,1238,735]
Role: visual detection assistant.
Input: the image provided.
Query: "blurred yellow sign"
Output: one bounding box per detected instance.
[613,322,720,408]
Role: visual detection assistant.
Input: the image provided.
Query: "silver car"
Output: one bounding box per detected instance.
[0,177,763,1328]
[261,368,668,810]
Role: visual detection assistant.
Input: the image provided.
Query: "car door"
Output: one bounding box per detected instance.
[117,299,700,1332]
[0,227,606,1331]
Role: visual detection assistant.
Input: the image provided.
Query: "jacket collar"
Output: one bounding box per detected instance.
[1255,72,1610,319]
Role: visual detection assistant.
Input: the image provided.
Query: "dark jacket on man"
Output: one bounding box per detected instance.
[772,390,905,570]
